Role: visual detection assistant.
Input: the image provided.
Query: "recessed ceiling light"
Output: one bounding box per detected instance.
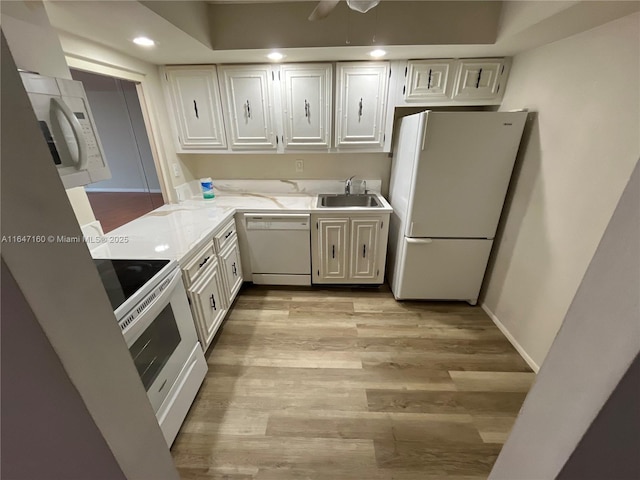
[369,49,387,58]
[267,52,285,61]
[133,37,155,47]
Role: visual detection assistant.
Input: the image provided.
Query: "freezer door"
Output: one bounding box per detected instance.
[392,238,493,303]
[406,111,527,239]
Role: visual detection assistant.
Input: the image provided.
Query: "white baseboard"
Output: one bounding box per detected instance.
[481,303,540,373]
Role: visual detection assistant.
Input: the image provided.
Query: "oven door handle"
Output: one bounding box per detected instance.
[121,269,182,346]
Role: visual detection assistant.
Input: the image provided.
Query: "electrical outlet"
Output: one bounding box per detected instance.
[295,159,304,173]
[172,163,182,178]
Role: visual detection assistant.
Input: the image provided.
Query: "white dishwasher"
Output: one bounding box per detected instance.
[244,213,311,285]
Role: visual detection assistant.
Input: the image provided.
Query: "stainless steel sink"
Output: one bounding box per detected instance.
[317,194,382,208]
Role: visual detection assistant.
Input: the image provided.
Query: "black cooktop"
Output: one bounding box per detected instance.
[93,259,170,312]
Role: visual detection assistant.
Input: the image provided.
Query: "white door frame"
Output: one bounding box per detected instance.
[64,56,171,204]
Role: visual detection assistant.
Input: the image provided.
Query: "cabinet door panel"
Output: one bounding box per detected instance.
[188,261,227,349]
[336,63,389,148]
[350,218,380,280]
[165,67,227,149]
[219,237,244,303]
[405,60,454,101]
[317,218,349,281]
[282,64,332,148]
[220,66,276,149]
[452,59,504,100]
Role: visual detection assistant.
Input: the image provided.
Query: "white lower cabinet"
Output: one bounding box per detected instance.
[349,218,381,281]
[312,213,389,284]
[316,217,349,281]
[182,219,244,351]
[187,258,227,349]
[219,236,243,300]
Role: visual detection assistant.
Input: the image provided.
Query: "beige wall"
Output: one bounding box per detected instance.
[490,160,639,479]
[483,12,640,369]
[185,152,392,195]
[65,186,97,225]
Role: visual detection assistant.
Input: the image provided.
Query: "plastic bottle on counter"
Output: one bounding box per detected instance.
[200,177,215,199]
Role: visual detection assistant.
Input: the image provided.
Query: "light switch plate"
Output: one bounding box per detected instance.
[173,163,182,177]
[295,159,304,173]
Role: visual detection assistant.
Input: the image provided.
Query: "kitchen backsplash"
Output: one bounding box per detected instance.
[175,179,382,202]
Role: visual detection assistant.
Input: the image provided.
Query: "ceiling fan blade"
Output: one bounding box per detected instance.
[308,0,341,21]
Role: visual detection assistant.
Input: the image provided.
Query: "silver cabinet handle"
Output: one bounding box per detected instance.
[246,100,251,118]
[232,262,237,276]
[193,100,199,118]
[427,69,432,89]
[304,99,309,118]
[358,98,363,118]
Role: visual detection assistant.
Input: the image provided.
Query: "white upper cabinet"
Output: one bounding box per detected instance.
[404,60,455,101]
[452,58,507,101]
[164,66,227,150]
[335,62,390,149]
[219,65,277,150]
[280,64,332,149]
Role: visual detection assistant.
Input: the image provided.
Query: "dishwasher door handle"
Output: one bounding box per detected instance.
[245,213,310,230]
[245,213,310,221]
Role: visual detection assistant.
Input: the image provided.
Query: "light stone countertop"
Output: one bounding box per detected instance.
[92,191,392,263]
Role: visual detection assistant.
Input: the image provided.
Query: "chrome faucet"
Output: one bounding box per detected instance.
[345,175,356,195]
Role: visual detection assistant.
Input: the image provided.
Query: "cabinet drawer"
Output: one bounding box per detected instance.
[182,241,215,287]
[214,219,237,252]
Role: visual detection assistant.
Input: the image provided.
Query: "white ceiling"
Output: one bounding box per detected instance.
[42,1,640,66]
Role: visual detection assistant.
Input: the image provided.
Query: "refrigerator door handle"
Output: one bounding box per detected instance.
[406,238,433,244]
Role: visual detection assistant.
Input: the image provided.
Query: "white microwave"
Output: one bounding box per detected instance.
[20,71,111,189]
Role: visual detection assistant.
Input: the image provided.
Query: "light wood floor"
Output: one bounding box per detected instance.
[171,284,534,480]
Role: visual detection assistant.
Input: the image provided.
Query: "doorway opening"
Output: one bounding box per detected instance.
[70,68,165,232]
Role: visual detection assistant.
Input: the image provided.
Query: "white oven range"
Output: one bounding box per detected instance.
[93,258,207,446]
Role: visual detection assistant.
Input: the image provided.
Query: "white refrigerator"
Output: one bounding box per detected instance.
[387,111,527,304]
